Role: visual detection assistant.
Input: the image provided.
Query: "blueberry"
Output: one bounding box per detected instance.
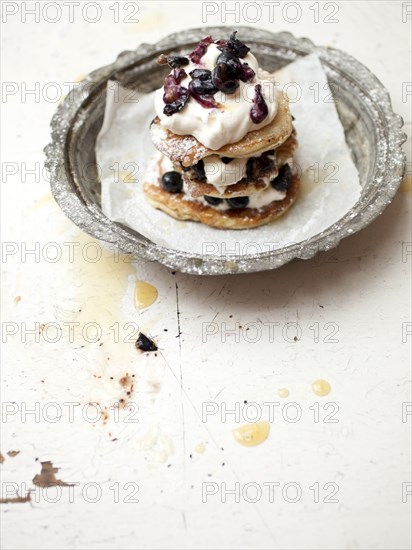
[258,151,275,172]
[189,78,218,96]
[226,31,250,58]
[221,157,233,164]
[216,50,242,75]
[227,196,250,209]
[250,84,268,124]
[212,64,239,94]
[204,195,224,206]
[163,87,189,116]
[191,159,206,181]
[189,69,213,80]
[246,158,259,179]
[135,333,158,352]
[167,55,189,68]
[188,36,213,63]
[161,171,183,193]
[271,164,292,191]
[239,63,255,83]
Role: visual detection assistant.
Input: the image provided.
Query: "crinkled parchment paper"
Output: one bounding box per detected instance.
[97,54,360,254]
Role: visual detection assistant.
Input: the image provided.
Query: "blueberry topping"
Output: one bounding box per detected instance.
[221,157,233,164]
[204,195,224,206]
[188,36,213,63]
[250,84,268,123]
[216,50,242,75]
[167,55,189,68]
[163,69,189,116]
[226,31,250,58]
[271,164,292,191]
[189,69,212,80]
[161,171,183,193]
[239,63,255,82]
[212,63,239,94]
[227,196,250,209]
[135,333,158,352]
[189,77,218,96]
[190,159,206,181]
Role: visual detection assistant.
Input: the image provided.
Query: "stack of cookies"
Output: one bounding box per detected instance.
[144,32,299,229]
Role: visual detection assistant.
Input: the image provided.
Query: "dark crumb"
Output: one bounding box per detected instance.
[207,473,212,477]
[222,463,225,467]
[110,376,114,380]
[319,305,324,308]
[167,464,172,468]
[171,271,176,275]
[112,438,118,442]
[294,336,298,342]
[189,454,193,459]
[243,400,247,404]
[99,342,103,346]
[135,333,158,352]
[229,314,233,318]
[164,329,168,332]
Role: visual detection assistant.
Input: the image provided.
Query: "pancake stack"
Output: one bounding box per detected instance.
[144,32,299,230]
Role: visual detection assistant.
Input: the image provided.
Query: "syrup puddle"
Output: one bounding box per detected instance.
[312,379,331,397]
[233,421,270,447]
[134,280,158,309]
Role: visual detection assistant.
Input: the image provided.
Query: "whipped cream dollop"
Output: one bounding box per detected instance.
[154,44,278,150]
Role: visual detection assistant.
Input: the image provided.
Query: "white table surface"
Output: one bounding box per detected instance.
[1,1,411,549]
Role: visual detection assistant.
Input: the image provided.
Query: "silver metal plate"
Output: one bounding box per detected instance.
[45,27,406,275]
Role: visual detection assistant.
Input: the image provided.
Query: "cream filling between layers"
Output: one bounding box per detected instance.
[159,155,288,211]
[154,44,278,150]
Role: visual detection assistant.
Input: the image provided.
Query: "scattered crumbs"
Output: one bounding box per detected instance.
[32,461,75,487]
[0,491,31,504]
[14,296,21,304]
[312,379,331,397]
[233,421,270,447]
[278,388,290,399]
[7,450,20,458]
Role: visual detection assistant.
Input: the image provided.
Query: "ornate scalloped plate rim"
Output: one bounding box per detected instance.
[45,27,407,275]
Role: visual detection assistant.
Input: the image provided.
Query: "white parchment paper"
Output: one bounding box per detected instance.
[96,54,361,254]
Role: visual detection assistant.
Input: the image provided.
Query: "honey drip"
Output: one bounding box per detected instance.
[233,421,270,447]
[134,280,158,309]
